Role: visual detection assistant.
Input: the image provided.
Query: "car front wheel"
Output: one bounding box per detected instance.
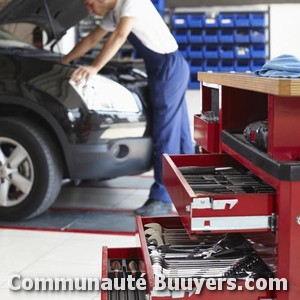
[0,117,63,221]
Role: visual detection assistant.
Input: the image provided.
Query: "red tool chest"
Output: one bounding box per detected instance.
[102,73,300,300]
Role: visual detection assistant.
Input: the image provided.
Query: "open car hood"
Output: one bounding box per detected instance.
[0,0,88,43]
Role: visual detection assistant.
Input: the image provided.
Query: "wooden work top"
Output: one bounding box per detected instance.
[197,72,300,97]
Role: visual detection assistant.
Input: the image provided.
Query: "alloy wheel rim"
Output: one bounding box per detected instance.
[0,137,34,207]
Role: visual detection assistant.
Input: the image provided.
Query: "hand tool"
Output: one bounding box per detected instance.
[178,166,233,176]
[111,260,122,300]
[144,223,187,234]
[111,260,123,278]
[152,249,272,279]
[145,228,197,246]
[146,229,274,281]
[150,250,243,278]
[127,260,139,300]
[189,233,252,259]
[179,166,275,194]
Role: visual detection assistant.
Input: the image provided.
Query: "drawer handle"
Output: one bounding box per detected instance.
[191,197,238,210]
[191,215,272,231]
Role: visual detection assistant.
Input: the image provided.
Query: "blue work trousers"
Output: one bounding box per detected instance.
[147,51,194,202]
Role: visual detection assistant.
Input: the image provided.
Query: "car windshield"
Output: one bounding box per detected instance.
[0,27,36,49]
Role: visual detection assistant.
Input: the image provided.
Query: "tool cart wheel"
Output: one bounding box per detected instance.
[0,117,62,221]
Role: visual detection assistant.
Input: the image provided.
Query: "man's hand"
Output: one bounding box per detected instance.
[71,65,99,85]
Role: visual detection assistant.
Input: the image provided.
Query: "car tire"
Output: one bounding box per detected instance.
[0,117,63,221]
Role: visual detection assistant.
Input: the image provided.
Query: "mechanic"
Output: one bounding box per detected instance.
[61,0,194,216]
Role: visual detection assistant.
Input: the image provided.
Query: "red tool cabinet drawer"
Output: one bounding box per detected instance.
[136,216,275,300]
[101,246,148,300]
[194,114,219,153]
[163,153,276,235]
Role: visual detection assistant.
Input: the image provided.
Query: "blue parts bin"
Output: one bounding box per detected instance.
[218,29,235,43]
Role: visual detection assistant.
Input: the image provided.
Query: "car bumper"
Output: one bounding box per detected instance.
[68,137,153,180]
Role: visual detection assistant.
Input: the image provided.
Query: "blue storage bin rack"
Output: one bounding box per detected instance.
[188,29,203,43]
[219,45,235,59]
[250,13,267,27]
[235,46,251,59]
[235,59,251,72]
[189,71,201,89]
[171,14,188,28]
[189,59,203,73]
[188,45,203,59]
[187,14,204,28]
[250,29,266,43]
[251,44,267,58]
[169,10,268,87]
[235,13,251,27]
[220,59,235,72]
[217,13,235,27]
[218,29,234,43]
[178,44,189,58]
[203,15,218,28]
[251,59,266,71]
[204,59,220,72]
[173,29,189,43]
[235,29,250,43]
[203,29,219,43]
[203,45,219,58]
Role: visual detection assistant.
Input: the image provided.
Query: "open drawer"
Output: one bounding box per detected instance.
[194,114,220,153]
[136,216,275,300]
[163,153,276,235]
[101,247,148,300]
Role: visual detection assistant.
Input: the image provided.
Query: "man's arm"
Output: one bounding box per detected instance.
[61,26,108,65]
[71,16,136,83]
[91,16,136,70]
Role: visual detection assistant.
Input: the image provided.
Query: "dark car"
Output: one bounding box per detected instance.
[0,0,152,221]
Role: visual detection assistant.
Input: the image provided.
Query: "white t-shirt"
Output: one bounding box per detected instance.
[100,0,178,54]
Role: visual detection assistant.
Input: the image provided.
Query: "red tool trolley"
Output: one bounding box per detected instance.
[102,73,300,300]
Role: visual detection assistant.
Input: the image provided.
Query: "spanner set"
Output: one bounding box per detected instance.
[144,222,274,280]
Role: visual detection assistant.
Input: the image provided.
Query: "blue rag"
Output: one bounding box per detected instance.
[255,54,300,78]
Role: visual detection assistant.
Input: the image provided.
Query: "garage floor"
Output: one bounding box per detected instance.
[0,90,200,300]
[0,172,156,234]
[0,172,155,300]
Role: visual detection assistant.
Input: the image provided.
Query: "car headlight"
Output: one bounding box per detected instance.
[69,74,140,113]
